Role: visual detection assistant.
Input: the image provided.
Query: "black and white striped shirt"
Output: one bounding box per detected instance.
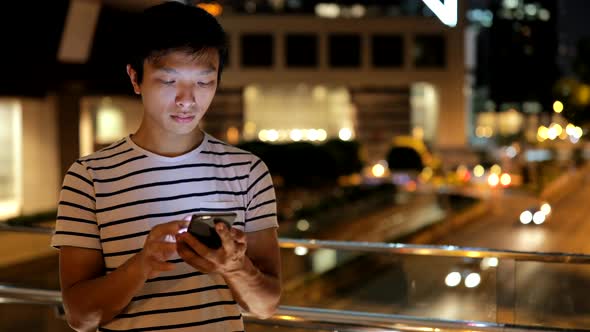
[51,133,278,331]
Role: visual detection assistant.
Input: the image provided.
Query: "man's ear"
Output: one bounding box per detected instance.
[126,64,141,95]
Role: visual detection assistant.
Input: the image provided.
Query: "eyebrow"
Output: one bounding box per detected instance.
[155,66,217,75]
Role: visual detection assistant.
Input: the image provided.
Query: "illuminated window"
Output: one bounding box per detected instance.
[243,84,355,142]
[96,106,125,144]
[0,100,22,219]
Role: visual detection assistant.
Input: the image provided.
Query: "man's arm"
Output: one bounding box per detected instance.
[176,225,282,318]
[59,246,149,331]
[59,220,187,332]
[223,227,281,318]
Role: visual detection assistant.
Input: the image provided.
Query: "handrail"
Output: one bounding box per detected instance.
[2,223,590,263]
[279,238,590,263]
[0,284,576,332]
[0,223,53,234]
[0,284,62,306]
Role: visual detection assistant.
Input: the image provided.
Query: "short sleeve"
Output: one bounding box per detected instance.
[244,157,278,232]
[51,161,101,250]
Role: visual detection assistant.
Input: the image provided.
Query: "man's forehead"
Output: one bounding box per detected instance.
[148,49,219,71]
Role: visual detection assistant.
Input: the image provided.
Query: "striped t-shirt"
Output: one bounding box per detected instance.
[51,133,278,332]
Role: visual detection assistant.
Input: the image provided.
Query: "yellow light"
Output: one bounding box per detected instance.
[574,126,583,139]
[533,211,546,224]
[294,246,309,256]
[267,129,279,142]
[197,2,223,16]
[520,210,533,224]
[500,173,511,187]
[445,272,462,287]
[547,127,557,140]
[372,164,386,177]
[465,272,481,288]
[551,123,563,136]
[566,123,576,135]
[466,251,482,258]
[296,219,310,231]
[420,167,433,181]
[540,202,551,215]
[290,129,303,141]
[488,173,500,187]
[553,100,564,113]
[317,129,327,142]
[475,126,485,138]
[473,165,485,177]
[490,164,502,175]
[577,85,590,105]
[307,129,319,141]
[226,126,239,145]
[258,130,268,142]
[537,126,549,140]
[338,128,353,141]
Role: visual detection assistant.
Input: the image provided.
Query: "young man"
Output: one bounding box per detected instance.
[51,2,281,331]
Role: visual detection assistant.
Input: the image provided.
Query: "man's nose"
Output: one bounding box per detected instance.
[175,86,196,109]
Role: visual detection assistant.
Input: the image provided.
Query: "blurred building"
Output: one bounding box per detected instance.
[0,0,466,219]
[467,0,559,145]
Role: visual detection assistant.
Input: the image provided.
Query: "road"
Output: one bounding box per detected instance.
[281,171,590,330]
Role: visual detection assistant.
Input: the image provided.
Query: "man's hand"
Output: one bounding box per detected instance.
[175,222,247,276]
[137,220,188,279]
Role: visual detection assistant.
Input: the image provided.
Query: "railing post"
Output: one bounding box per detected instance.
[496,258,516,324]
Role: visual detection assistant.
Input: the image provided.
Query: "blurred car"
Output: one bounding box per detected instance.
[519,202,551,225]
[444,257,497,289]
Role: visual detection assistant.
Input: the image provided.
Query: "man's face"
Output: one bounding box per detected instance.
[129,49,219,137]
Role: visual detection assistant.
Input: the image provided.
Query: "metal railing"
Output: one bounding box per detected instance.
[0,283,566,332]
[279,238,590,263]
[2,224,590,331]
[3,223,589,263]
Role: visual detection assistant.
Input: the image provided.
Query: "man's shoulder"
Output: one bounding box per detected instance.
[204,135,259,160]
[76,137,130,166]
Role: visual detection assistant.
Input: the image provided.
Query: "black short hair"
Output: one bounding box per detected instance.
[129,1,228,84]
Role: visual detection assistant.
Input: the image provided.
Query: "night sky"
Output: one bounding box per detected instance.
[557,0,590,75]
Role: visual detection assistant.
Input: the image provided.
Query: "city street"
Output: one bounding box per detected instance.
[280,169,590,330]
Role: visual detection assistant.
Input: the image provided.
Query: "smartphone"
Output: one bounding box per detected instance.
[187,213,237,249]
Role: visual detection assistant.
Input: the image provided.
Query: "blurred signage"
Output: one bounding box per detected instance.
[422,0,457,27]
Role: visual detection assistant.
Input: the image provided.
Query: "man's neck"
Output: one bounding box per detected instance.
[131,126,205,157]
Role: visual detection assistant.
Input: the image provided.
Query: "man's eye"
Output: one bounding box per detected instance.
[161,80,175,85]
[198,81,214,87]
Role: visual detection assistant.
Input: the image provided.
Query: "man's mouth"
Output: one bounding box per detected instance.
[171,114,196,123]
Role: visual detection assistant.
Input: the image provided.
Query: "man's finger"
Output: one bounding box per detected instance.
[150,242,178,259]
[177,241,215,271]
[216,223,236,253]
[150,220,189,240]
[230,227,246,244]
